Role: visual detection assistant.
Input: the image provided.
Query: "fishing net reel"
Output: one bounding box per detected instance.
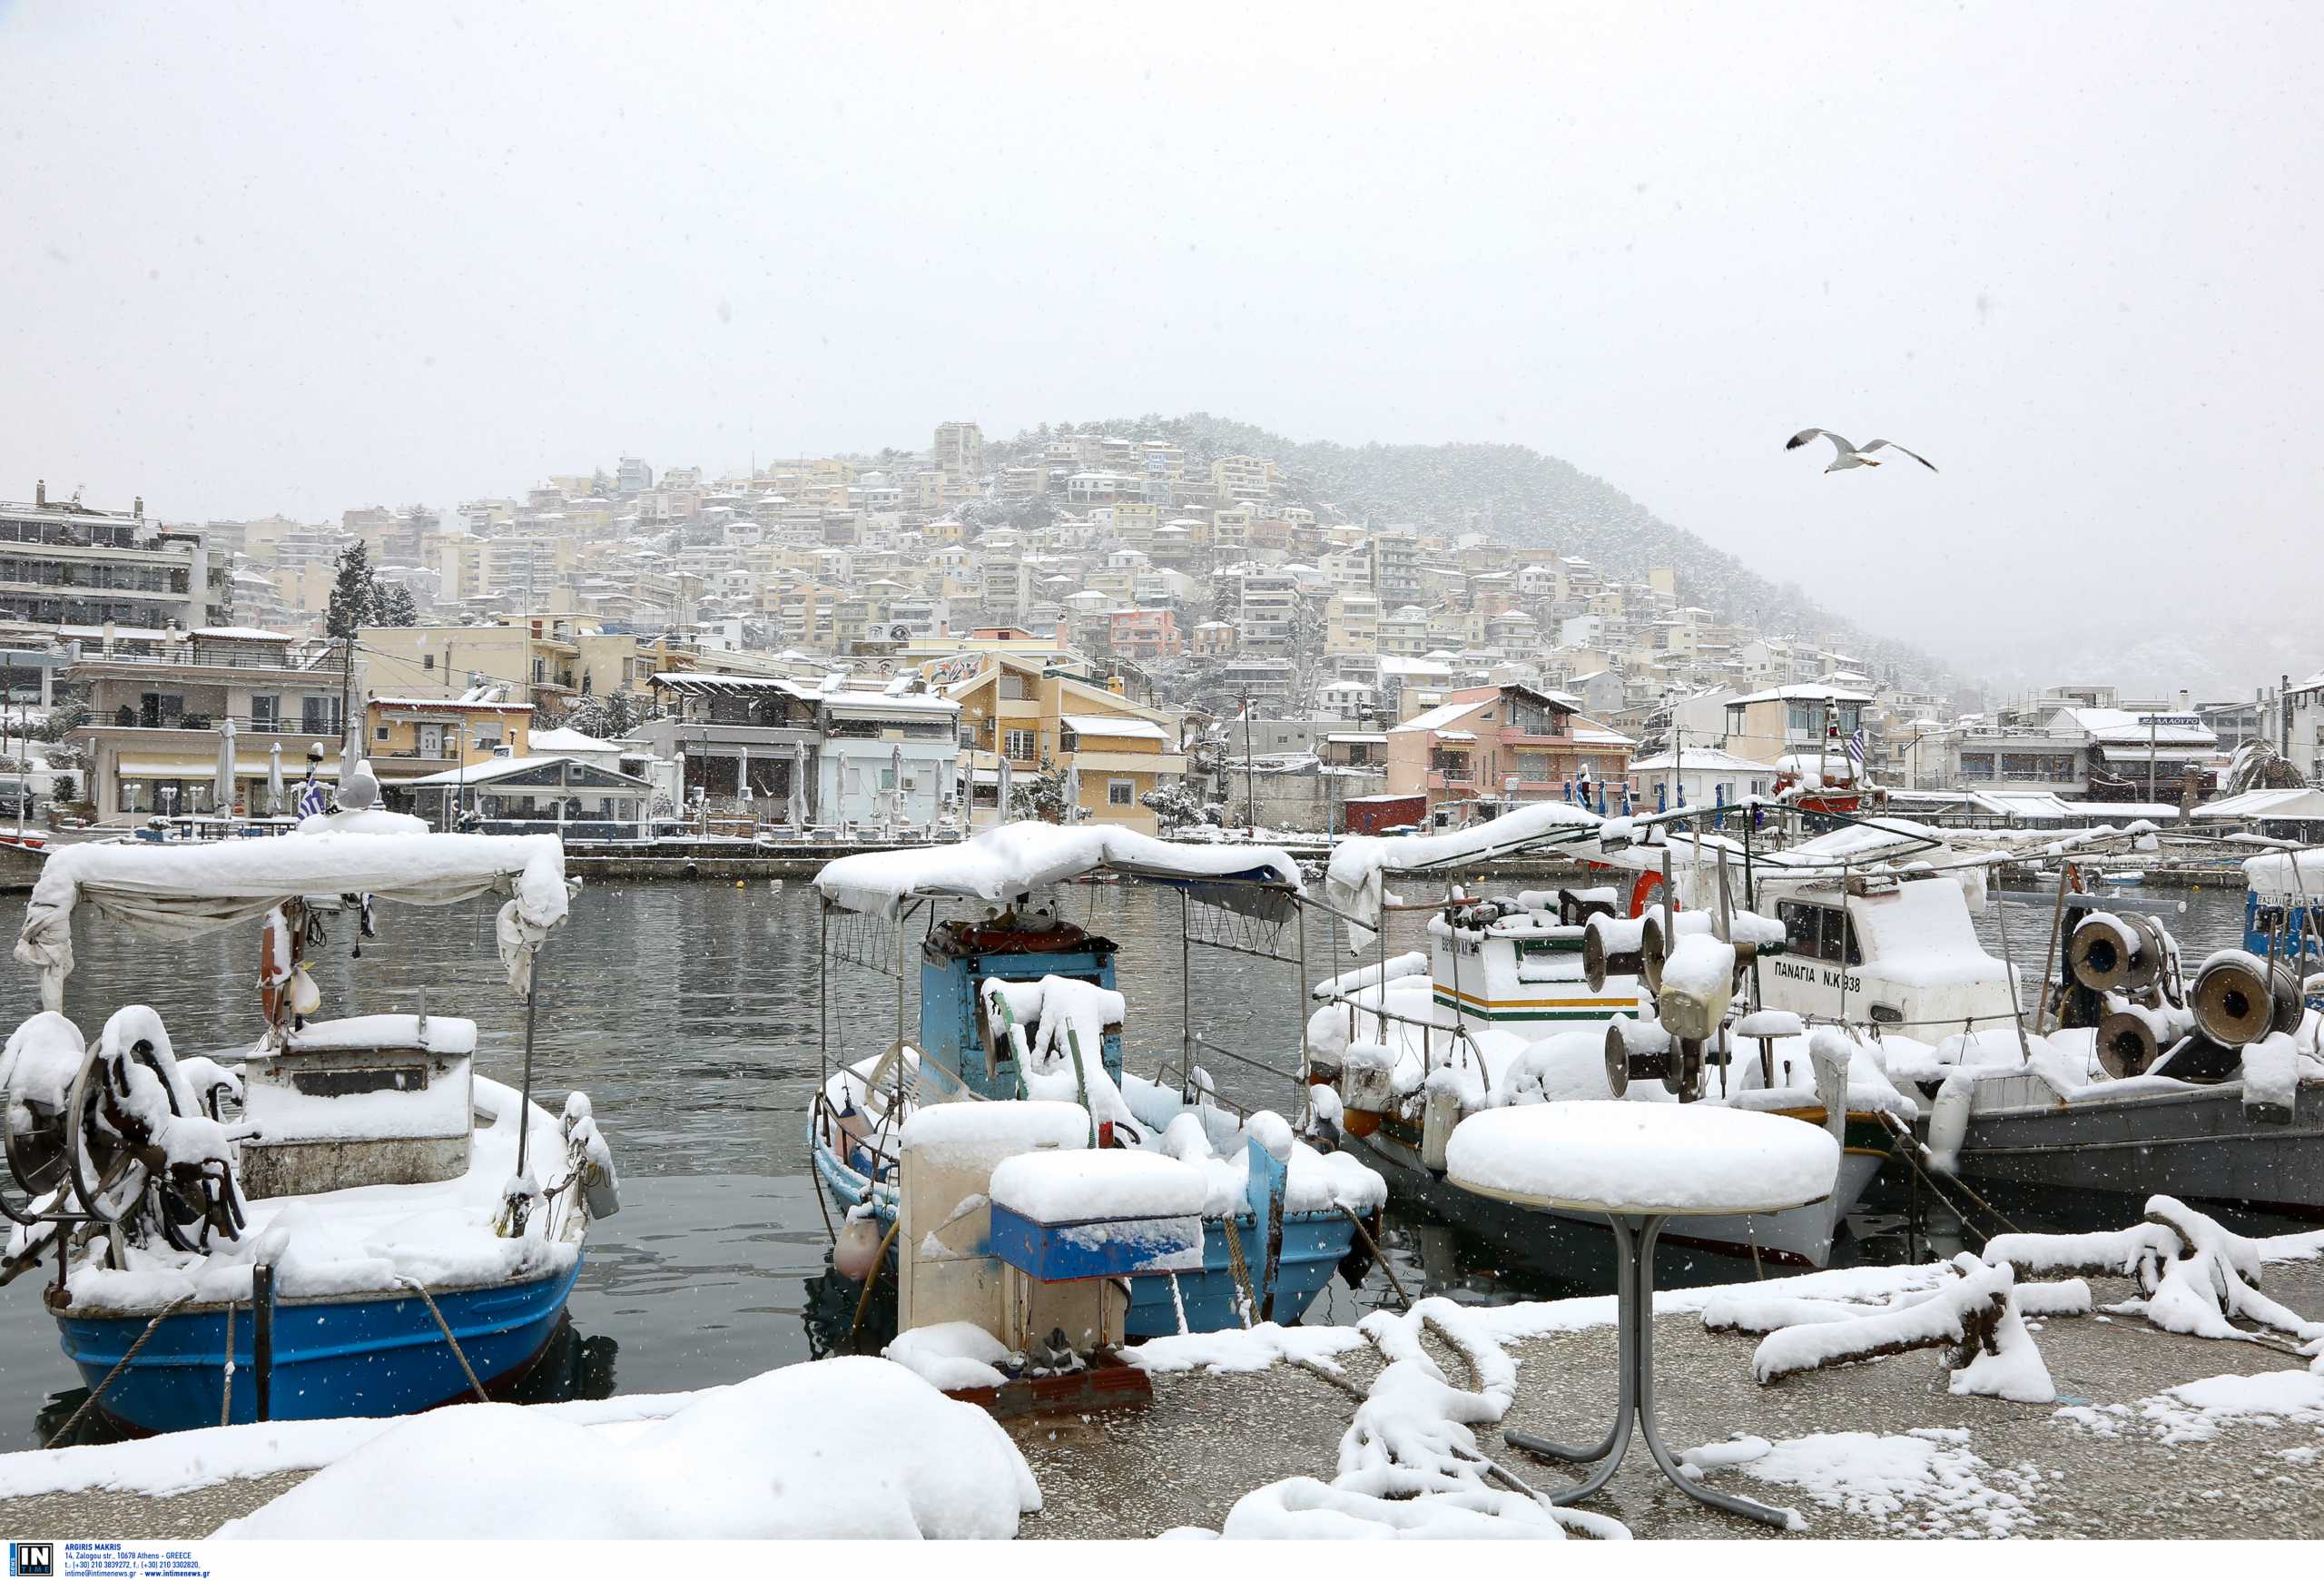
[1,1010,248,1261]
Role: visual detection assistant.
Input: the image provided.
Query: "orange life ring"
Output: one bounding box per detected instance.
[1628,870,1669,918]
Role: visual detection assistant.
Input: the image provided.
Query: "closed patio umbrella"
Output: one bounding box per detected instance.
[214,716,238,818]
[791,741,810,826]
[996,754,1013,826]
[890,743,904,825]
[1062,761,1081,825]
[267,740,284,819]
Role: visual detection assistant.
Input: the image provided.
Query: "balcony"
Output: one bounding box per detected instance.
[69,641,346,676]
[84,712,343,737]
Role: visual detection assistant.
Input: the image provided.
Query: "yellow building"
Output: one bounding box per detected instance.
[933,653,1187,835]
[365,695,534,785]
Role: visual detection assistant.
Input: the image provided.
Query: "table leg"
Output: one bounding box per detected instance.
[1505,1213,1638,1499]
[1629,1214,1801,1531]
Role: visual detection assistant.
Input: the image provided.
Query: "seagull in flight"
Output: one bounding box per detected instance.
[1786,428,1937,473]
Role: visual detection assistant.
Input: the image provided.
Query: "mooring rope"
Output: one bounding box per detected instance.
[45,1292,194,1449]
[398,1276,490,1403]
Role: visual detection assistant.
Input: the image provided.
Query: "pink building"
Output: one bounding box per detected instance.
[1108,608,1181,659]
[1385,684,1635,818]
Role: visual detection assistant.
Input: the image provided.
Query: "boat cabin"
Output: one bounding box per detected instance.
[1753,871,2015,1035]
[237,1013,478,1199]
[920,912,1124,1101]
[1430,895,1644,1031]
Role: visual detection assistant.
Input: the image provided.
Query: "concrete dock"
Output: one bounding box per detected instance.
[7,1254,2319,1539]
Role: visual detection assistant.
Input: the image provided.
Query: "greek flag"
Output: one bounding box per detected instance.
[1844,728,1866,770]
[297,777,328,818]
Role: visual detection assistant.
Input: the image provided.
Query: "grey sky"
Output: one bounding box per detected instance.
[5,2,2319,693]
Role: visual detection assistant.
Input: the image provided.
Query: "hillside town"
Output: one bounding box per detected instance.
[4,422,2316,845]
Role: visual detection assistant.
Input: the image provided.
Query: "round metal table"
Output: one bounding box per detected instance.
[1445,1101,1838,1530]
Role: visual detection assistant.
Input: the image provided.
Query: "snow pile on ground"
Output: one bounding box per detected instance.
[2056,1369,2324,1447]
[220,1358,1041,1539]
[1708,1428,2042,1538]
[1446,1100,1839,1213]
[885,1321,1019,1391]
[1124,1320,1374,1377]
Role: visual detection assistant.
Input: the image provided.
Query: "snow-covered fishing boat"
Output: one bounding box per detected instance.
[1890,852,2324,1214]
[806,822,1384,1338]
[1302,801,2164,1267]
[1305,884,1908,1267]
[1,808,619,1438]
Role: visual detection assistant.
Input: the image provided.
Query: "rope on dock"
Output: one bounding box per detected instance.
[398,1277,490,1403]
[45,1292,194,1449]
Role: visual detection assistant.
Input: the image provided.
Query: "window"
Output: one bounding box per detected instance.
[1514,752,1551,781]
[1430,748,1471,776]
[1108,778,1134,806]
[1004,727,1037,762]
[375,726,390,742]
[1777,901,1860,964]
[250,695,281,728]
[423,653,436,670]
[1959,753,1995,781]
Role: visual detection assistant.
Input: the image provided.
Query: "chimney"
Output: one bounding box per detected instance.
[2177,687,2190,712]
[34,479,44,507]
[2285,674,2294,758]
[133,496,143,521]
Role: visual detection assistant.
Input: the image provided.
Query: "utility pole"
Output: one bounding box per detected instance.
[1243,688,1257,835]
[1670,724,1682,816]
[2147,713,2157,804]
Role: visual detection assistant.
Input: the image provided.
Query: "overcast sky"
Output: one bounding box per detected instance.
[5,2,2319,694]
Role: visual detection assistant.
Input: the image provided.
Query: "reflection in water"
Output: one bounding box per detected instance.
[0,874,2275,1448]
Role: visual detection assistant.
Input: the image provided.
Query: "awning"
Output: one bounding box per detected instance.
[118,758,340,779]
[15,832,567,1010]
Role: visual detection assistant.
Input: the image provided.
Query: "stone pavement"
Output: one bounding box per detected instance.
[5,1258,2319,1539]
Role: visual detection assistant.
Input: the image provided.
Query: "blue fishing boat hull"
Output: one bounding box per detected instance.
[55,1257,583,1436]
[812,1139,1351,1337]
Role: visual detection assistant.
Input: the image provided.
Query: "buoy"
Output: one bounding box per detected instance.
[735,880,745,889]
[287,964,321,1018]
[834,1211,883,1281]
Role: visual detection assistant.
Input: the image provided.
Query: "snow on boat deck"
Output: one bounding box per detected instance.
[7,1251,2324,1538]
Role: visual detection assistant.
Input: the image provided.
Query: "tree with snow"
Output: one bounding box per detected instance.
[563,689,648,739]
[1020,756,1075,823]
[1140,780,1207,831]
[373,580,420,627]
[325,542,377,639]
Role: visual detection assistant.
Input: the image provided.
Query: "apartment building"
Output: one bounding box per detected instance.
[0,485,230,640]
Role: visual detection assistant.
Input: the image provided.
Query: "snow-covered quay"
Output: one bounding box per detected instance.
[4,1217,2320,1540]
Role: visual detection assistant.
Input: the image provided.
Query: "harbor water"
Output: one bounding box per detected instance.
[0,874,2282,1448]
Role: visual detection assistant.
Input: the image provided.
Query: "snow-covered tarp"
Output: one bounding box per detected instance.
[1325,802,1604,943]
[815,820,1303,922]
[2244,848,2324,902]
[15,833,568,1009]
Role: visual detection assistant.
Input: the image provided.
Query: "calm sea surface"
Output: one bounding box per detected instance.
[0,870,2281,1448]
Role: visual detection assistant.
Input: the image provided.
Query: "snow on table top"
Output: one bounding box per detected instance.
[1444,1101,1838,1214]
[815,820,1301,919]
[989,1148,1207,1222]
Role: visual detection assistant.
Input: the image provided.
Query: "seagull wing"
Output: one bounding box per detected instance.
[1786,428,1852,457]
[1859,439,1936,471]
